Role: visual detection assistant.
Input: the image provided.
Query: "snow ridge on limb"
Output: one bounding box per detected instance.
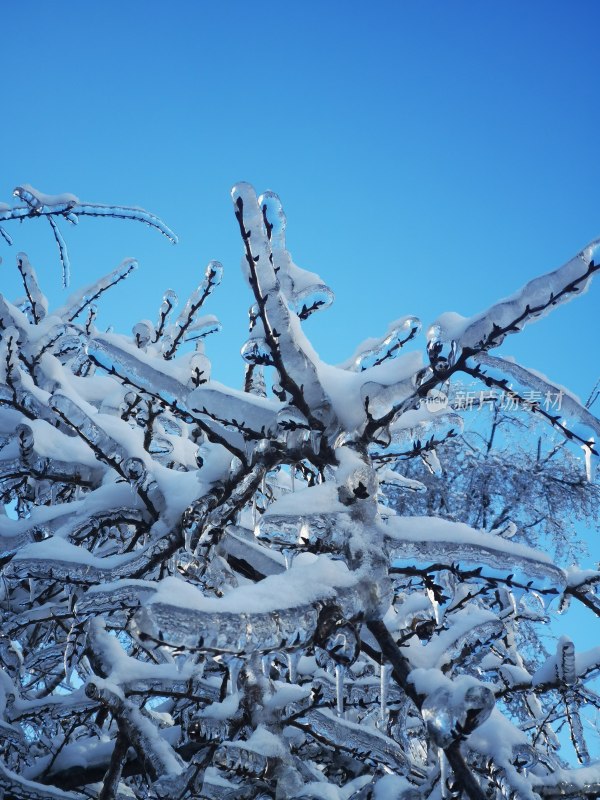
[233,183,334,432]
[440,238,600,353]
[132,550,391,655]
[369,239,600,457]
[385,515,567,597]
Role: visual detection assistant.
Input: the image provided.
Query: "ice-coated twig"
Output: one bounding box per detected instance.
[451,239,600,353]
[471,353,600,453]
[72,202,177,243]
[233,183,333,432]
[565,700,590,765]
[162,261,223,359]
[133,552,387,655]
[47,215,71,287]
[585,376,600,410]
[0,762,88,800]
[0,185,177,287]
[97,731,129,800]
[88,342,250,463]
[57,258,138,322]
[346,317,422,372]
[85,679,184,781]
[292,707,416,776]
[15,253,48,323]
[0,187,177,244]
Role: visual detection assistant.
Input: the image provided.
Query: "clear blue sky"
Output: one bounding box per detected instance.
[1,0,598,400]
[1,2,598,416]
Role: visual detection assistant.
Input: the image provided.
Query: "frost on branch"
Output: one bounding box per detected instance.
[0,184,599,800]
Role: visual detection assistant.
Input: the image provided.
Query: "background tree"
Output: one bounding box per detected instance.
[388,386,600,560]
[0,183,599,800]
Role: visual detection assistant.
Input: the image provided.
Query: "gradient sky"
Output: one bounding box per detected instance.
[1,3,599,492]
[1,1,598,389]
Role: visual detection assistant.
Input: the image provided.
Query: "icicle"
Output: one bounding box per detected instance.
[380,662,391,726]
[282,547,295,569]
[262,653,274,678]
[335,664,345,717]
[251,494,258,529]
[287,651,299,684]
[225,655,244,695]
[439,748,449,799]
[582,439,597,482]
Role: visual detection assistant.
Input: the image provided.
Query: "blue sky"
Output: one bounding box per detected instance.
[1,1,598,404]
[1,4,598,422]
